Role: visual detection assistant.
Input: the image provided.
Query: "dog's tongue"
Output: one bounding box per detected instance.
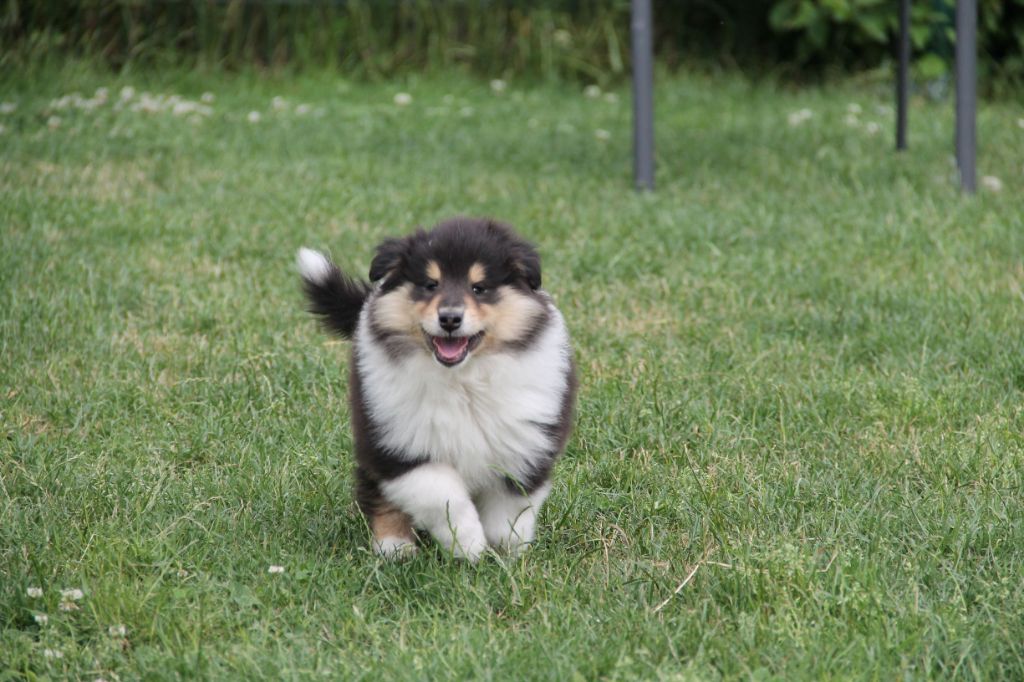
[433,336,469,361]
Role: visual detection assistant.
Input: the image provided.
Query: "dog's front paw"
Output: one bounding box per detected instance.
[374,536,418,560]
[450,530,489,562]
[493,535,533,557]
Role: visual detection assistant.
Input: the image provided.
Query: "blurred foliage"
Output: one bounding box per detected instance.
[1,0,1022,86]
[768,0,1024,85]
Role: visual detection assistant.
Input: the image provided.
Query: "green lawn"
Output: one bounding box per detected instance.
[2,63,1023,680]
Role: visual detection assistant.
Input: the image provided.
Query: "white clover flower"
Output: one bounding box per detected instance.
[0,102,16,114]
[489,79,507,94]
[47,115,62,129]
[61,588,84,601]
[864,121,881,135]
[981,175,1003,192]
[594,128,611,141]
[846,103,862,114]
[393,92,412,106]
[295,103,311,115]
[34,613,48,625]
[201,92,215,103]
[583,84,601,99]
[603,92,619,104]
[268,565,285,574]
[1017,118,1024,129]
[787,109,813,126]
[271,96,287,111]
[27,587,43,598]
[553,29,572,47]
[43,649,63,659]
[94,87,109,102]
[120,86,135,101]
[133,94,162,113]
[108,624,127,636]
[247,111,261,123]
[58,601,78,612]
[843,113,860,128]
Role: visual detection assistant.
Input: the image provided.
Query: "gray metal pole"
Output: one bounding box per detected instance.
[631,0,655,191]
[896,0,910,150]
[955,0,977,193]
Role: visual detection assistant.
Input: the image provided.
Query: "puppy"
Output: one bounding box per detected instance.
[298,217,576,560]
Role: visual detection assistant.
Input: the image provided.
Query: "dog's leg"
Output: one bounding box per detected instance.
[381,463,487,561]
[478,481,551,556]
[370,506,418,558]
[354,468,418,559]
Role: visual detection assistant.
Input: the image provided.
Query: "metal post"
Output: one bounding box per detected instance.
[955,0,977,193]
[631,0,655,191]
[896,0,910,150]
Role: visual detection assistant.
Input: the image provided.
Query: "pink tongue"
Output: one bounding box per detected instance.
[434,336,469,360]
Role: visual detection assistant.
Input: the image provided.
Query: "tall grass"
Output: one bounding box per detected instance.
[3,1,633,81]
[5,1,1022,86]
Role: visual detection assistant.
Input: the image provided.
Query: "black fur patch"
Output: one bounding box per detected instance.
[367,217,543,295]
[301,257,370,339]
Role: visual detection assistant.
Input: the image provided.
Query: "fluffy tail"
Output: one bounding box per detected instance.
[297,247,370,339]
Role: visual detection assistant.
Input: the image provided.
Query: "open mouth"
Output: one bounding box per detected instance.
[429,332,484,366]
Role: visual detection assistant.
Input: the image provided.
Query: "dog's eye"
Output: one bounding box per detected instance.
[472,284,487,295]
[423,280,438,292]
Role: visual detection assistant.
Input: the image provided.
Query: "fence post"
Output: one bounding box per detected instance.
[631,0,655,191]
[955,0,977,193]
[896,0,910,151]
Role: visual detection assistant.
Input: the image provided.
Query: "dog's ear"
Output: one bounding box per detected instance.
[369,237,407,283]
[509,239,542,290]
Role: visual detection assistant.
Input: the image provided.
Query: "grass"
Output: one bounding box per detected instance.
[1,62,1023,680]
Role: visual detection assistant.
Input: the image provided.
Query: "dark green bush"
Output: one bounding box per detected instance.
[1,0,1021,86]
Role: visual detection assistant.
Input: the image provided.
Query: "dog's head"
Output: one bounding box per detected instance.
[367,217,548,368]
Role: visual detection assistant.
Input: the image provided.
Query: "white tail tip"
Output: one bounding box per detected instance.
[296,247,332,284]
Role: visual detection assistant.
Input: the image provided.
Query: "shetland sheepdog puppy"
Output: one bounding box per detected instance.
[298,217,576,560]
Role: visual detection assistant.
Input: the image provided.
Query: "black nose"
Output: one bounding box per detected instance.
[438,309,463,332]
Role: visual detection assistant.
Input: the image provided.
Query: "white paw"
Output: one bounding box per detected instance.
[494,535,532,557]
[450,531,489,562]
[374,536,418,559]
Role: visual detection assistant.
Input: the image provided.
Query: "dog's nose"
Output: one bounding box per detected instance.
[438,308,463,332]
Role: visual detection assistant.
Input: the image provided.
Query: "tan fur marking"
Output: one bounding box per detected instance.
[373,283,420,334]
[426,260,441,282]
[477,287,545,349]
[413,296,441,329]
[462,294,482,332]
[372,507,415,543]
[468,263,486,285]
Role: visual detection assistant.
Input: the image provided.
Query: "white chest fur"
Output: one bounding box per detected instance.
[354,303,572,492]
